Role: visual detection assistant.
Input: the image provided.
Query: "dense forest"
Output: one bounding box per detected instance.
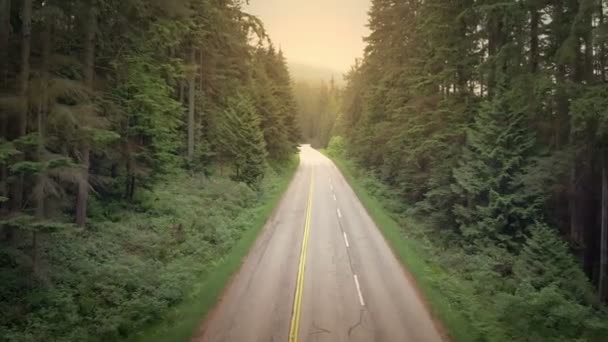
[325,0,608,340]
[4,0,608,340]
[0,0,298,340]
[293,78,340,148]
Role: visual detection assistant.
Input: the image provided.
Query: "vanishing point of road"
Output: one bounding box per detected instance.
[195,145,444,342]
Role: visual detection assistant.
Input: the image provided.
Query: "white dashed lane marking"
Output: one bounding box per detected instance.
[353,275,365,306]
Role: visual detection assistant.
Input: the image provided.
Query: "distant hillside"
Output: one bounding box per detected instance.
[288,62,345,85]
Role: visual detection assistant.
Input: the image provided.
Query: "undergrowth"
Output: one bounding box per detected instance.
[0,157,298,341]
[324,138,608,342]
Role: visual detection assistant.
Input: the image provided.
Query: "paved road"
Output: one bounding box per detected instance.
[195,145,444,342]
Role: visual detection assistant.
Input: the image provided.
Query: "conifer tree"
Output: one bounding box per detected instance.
[217,94,267,185]
[452,90,536,246]
[0,3,299,335]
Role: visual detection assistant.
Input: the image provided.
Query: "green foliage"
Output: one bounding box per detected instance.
[0,160,297,341]
[499,224,606,341]
[452,92,537,246]
[327,152,608,342]
[326,135,346,157]
[131,156,299,342]
[251,48,300,159]
[294,78,340,148]
[0,0,300,340]
[335,0,608,339]
[112,25,185,178]
[514,224,597,304]
[215,94,267,185]
[0,140,20,163]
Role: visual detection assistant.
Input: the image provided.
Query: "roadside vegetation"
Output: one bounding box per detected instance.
[299,0,608,340]
[326,138,608,341]
[0,0,299,341]
[1,159,297,341]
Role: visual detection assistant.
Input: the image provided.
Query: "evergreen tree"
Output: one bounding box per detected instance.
[0,2,299,337]
[331,0,608,338]
[252,47,299,160]
[217,94,267,185]
[294,79,341,148]
[452,91,536,246]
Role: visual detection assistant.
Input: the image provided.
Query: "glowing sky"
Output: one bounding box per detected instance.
[245,0,371,72]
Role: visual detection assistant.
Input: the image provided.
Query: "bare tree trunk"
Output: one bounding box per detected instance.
[76,0,97,227]
[17,0,32,141]
[582,4,594,84]
[486,14,499,97]
[530,7,539,74]
[0,0,11,222]
[456,17,467,93]
[31,230,38,279]
[75,142,90,227]
[599,0,606,82]
[600,149,608,302]
[12,0,33,214]
[187,48,196,163]
[0,0,10,87]
[179,81,185,104]
[36,18,52,222]
[569,163,585,248]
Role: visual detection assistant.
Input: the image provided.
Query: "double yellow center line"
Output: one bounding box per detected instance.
[289,170,314,342]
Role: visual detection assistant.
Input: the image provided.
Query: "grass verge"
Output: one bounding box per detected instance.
[322,151,475,342]
[129,156,299,342]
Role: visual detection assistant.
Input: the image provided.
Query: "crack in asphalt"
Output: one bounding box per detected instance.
[310,321,332,336]
[348,309,367,337]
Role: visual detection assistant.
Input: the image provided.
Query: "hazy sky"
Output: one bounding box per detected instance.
[245,0,371,72]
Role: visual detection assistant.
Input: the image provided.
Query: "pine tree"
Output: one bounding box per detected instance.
[252,47,299,160]
[218,94,267,186]
[452,90,537,246]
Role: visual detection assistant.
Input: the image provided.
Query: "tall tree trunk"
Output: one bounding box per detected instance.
[12,0,33,213]
[530,7,539,73]
[0,0,11,221]
[75,141,90,227]
[187,48,196,163]
[456,17,468,94]
[17,0,32,140]
[554,0,569,149]
[0,0,10,87]
[36,17,52,222]
[582,3,594,84]
[569,161,585,248]
[487,23,496,98]
[555,64,568,148]
[76,0,97,227]
[600,149,608,302]
[31,229,38,280]
[179,81,185,104]
[36,22,53,219]
[599,0,606,82]
[32,39,49,277]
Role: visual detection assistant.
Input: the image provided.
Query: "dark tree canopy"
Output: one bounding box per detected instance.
[0,0,299,339]
[333,0,608,339]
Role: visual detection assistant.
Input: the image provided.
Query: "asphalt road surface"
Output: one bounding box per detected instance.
[195,145,444,342]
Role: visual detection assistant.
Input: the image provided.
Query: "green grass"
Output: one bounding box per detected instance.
[322,151,476,342]
[128,156,299,342]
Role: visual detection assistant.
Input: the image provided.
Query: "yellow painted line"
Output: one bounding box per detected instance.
[289,169,314,342]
